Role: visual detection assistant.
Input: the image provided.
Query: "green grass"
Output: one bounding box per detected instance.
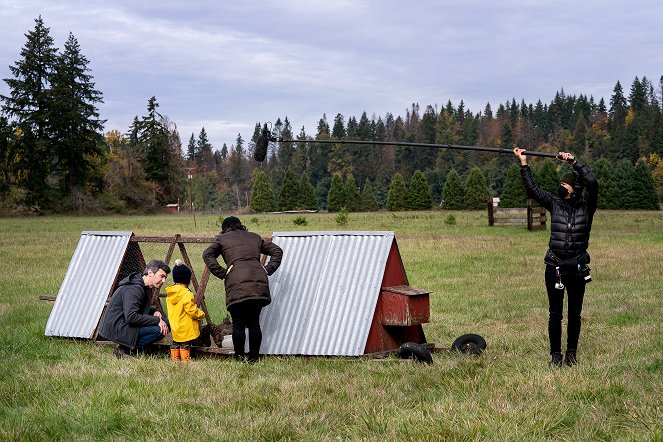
[0,210,662,441]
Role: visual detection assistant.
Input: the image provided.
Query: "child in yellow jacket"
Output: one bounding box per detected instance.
[166,259,206,362]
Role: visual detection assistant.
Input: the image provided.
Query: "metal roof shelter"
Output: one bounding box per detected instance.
[261,231,428,356]
[46,230,430,357]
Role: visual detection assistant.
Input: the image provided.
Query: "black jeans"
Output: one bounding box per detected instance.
[544,265,586,354]
[228,300,264,360]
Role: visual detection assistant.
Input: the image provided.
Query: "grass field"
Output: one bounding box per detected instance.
[0,210,661,441]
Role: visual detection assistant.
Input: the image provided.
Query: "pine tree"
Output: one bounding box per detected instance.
[463,167,489,209]
[441,168,465,209]
[49,32,105,195]
[345,173,361,211]
[327,174,346,212]
[360,179,379,211]
[499,164,527,207]
[249,169,275,212]
[278,168,300,211]
[386,173,407,211]
[1,16,58,206]
[229,133,245,187]
[407,170,433,210]
[299,172,318,210]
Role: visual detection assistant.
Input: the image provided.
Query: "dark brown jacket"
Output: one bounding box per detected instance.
[202,229,283,308]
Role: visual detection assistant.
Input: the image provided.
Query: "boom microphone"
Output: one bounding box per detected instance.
[254,123,270,162]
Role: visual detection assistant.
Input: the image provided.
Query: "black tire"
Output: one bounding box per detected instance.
[396,342,433,364]
[451,334,487,355]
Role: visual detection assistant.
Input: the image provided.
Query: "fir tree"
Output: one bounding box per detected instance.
[196,127,214,173]
[327,174,346,212]
[49,32,105,195]
[407,170,433,210]
[249,169,275,212]
[634,159,660,209]
[360,179,379,211]
[593,158,618,209]
[441,168,465,209]
[345,173,361,212]
[186,133,196,164]
[463,167,489,209]
[533,159,560,195]
[386,173,407,211]
[499,163,527,207]
[278,168,300,211]
[299,172,318,210]
[1,16,58,206]
[612,160,638,209]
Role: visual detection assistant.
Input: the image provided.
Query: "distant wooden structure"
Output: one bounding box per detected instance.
[487,196,546,231]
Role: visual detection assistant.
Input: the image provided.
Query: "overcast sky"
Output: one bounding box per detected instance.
[1,1,662,150]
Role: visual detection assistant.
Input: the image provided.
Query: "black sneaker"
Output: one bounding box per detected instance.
[550,352,563,367]
[113,346,131,359]
[565,351,578,366]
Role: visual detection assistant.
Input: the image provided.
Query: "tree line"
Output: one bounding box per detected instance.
[1,17,661,214]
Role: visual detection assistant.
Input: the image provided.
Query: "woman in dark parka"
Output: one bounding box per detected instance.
[202,216,283,362]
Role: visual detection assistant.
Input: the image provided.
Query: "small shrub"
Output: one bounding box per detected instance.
[444,214,457,225]
[335,207,348,226]
[293,216,308,226]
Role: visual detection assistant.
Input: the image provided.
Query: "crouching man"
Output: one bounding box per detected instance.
[99,260,171,358]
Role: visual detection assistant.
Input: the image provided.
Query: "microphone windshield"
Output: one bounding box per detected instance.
[254,123,270,162]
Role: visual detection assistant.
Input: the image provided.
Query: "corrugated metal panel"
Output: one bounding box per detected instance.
[261,231,394,356]
[45,231,133,338]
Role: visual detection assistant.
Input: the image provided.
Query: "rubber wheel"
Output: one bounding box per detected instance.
[451,334,487,355]
[396,342,433,364]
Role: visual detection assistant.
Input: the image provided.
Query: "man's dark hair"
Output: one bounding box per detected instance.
[143,259,171,276]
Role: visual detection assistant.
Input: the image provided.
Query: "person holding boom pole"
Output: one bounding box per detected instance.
[513,148,598,367]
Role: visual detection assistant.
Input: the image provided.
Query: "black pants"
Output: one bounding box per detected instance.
[544,265,586,354]
[228,300,264,360]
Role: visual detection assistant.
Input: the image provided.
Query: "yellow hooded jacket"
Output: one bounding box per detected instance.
[165,284,206,343]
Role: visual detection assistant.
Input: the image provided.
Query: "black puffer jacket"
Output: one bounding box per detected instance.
[98,273,159,349]
[520,162,598,264]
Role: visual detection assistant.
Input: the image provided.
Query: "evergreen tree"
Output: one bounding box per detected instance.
[299,172,318,210]
[386,173,408,211]
[49,32,105,195]
[593,158,618,209]
[463,166,489,209]
[612,160,638,209]
[186,133,196,163]
[0,116,16,199]
[130,97,170,191]
[249,169,275,212]
[278,168,299,211]
[196,127,214,173]
[499,163,527,207]
[634,159,660,209]
[441,168,465,209]
[360,179,379,211]
[229,133,245,187]
[533,159,560,195]
[1,16,58,206]
[345,173,361,211]
[327,174,346,212]
[407,170,433,210]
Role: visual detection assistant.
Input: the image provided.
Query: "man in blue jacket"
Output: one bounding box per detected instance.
[514,148,598,367]
[99,260,171,358]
